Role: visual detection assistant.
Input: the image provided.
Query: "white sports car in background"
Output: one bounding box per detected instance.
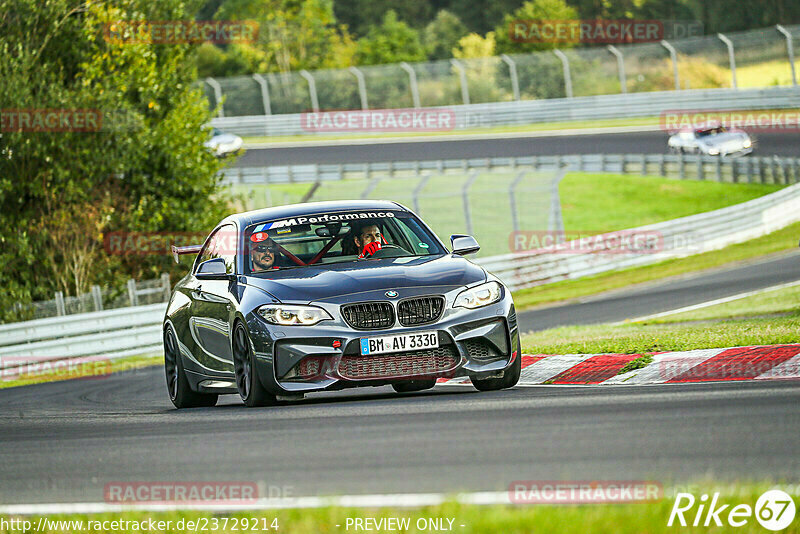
[668,125,752,157]
[204,128,243,157]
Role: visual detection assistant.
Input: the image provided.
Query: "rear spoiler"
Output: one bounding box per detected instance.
[171,244,202,264]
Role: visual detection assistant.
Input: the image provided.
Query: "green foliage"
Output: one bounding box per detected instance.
[333,0,434,37]
[354,10,427,66]
[494,0,578,54]
[0,0,228,321]
[422,10,468,61]
[215,0,356,73]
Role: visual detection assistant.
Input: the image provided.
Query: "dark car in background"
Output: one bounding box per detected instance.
[164,200,521,408]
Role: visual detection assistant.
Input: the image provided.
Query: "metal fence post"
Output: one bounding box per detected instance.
[127,279,138,307]
[553,49,573,98]
[678,151,685,179]
[746,157,754,183]
[500,54,520,101]
[299,70,320,112]
[696,155,704,180]
[461,171,479,235]
[660,40,680,90]
[361,175,382,198]
[55,291,66,316]
[715,157,722,182]
[548,167,567,236]
[412,173,432,214]
[400,62,421,108]
[717,34,737,89]
[251,74,272,116]
[776,25,797,86]
[91,285,103,311]
[450,59,470,106]
[205,77,225,117]
[659,154,666,176]
[161,273,171,302]
[349,66,369,110]
[607,45,626,94]
[509,170,526,234]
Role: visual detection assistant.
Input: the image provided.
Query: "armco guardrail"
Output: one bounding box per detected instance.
[221,153,800,186]
[478,181,800,290]
[0,303,166,369]
[211,86,800,137]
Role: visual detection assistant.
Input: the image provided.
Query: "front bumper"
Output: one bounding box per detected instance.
[245,291,520,394]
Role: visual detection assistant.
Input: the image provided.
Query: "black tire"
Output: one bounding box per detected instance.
[164,326,218,408]
[392,379,437,393]
[232,322,277,407]
[470,354,521,392]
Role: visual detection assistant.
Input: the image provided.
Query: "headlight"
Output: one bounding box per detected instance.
[743,139,752,148]
[707,148,720,155]
[258,304,332,326]
[454,281,503,309]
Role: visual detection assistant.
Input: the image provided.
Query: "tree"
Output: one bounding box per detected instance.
[354,10,427,66]
[494,0,579,54]
[334,0,435,37]
[215,0,356,73]
[423,10,468,60]
[0,0,228,320]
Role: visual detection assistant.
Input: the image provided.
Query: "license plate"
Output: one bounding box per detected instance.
[360,331,439,355]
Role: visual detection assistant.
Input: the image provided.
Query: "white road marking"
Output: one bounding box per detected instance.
[622,279,800,323]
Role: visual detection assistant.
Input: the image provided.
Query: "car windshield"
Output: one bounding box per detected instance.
[243,209,446,274]
[696,126,727,137]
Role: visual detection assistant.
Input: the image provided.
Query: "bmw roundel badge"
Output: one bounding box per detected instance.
[385,290,399,298]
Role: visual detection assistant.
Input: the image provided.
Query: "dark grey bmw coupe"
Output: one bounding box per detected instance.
[164,200,520,408]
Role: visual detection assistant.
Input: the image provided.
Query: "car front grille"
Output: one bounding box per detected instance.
[397,296,445,326]
[341,302,395,330]
[338,345,458,379]
[463,338,506,363]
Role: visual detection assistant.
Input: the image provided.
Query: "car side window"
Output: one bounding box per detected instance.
[195,224,237,274]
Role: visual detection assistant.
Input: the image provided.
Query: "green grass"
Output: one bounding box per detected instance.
[734,59,797,88]
[521,283,800,355]
[649,282,800,323]
[559,173,783,234]
[0,353,161,390]
[513,220,800,310]
[5,486,799,533]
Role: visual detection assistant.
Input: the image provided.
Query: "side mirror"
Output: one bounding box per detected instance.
[196,258,229,280]
[450,234,480,256]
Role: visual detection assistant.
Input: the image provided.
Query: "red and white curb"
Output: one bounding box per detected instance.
[437,344,800,386]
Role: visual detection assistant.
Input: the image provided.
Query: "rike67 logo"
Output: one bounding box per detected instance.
[668,490,796,530]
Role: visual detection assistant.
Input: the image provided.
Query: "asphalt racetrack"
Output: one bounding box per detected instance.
[235,130,800,166]
[2,252,799,506]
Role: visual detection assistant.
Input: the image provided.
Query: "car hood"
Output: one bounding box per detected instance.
[701,132,748,147]
[205,134,240,147]
[243,254,487,304]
